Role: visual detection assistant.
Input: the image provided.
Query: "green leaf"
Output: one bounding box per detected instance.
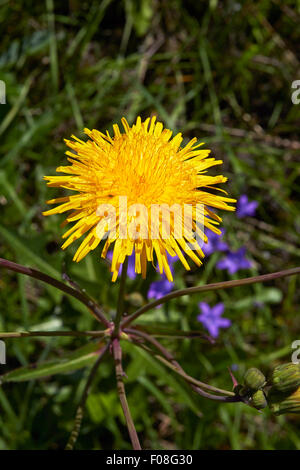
[230,287,283,310]
[0,225,60,279]
[0,342,102,383]
[0,224,62,301]
[125,0,153,37]
[135,325,208,339]
[87,391,120,424]
[137,376,177,425]
[126,343,202,417]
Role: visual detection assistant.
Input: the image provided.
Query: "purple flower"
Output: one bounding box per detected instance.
[147,254,178,305]
[237,195,258,218]
[202,228,229,256]
[106,251,136,280]
[197,302,231,338]
[148,278,174,302]
[216,246,252,275]
[126,255,137,280]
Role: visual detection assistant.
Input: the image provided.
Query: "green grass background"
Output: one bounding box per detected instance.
[0,0,299,449]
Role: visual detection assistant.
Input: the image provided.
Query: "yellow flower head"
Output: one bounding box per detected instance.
[43,116,235,281]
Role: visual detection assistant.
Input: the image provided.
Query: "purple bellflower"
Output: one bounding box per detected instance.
[202,228,229,256]
[237,195,258,218]
[107,251,137,280]
[147,254,179,305]
[216,246,252,275]
[197,302,231,338]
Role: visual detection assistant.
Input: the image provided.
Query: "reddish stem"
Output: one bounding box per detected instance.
[126,329,238,400]
[122,266,300,328]
[112,338,141,450]
[66,343,109,450]
[0,257,110,327]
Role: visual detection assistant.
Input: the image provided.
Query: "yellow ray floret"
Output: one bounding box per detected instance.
[43,116,236,281]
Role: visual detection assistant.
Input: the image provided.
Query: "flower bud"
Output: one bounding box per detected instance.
[270,386,300,415]
[244,368,266,390]
[271,363,300,393]
[250,390,268,410]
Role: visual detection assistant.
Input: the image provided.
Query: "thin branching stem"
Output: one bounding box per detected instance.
[190,384,240,402]
[113,257,128,337]
[125,327,177,362]
[0,330,107,339]
[156,354,236,398]
[0,257,110,327]
[126,328,235,397]
[112,338,141,450]
[129,338,239,403]
[122,267,300,328]
[65,343,109,450]
[131,325,214,342]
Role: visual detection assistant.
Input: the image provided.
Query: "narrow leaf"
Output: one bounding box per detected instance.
[0,343,103,383]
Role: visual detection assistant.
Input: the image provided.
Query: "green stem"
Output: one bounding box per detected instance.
[122,266,300,328]
[113,257,128,337]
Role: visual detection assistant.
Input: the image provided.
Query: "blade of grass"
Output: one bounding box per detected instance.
[0,75,34,136]
[46,0,59,93]
[0,342,104,383]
